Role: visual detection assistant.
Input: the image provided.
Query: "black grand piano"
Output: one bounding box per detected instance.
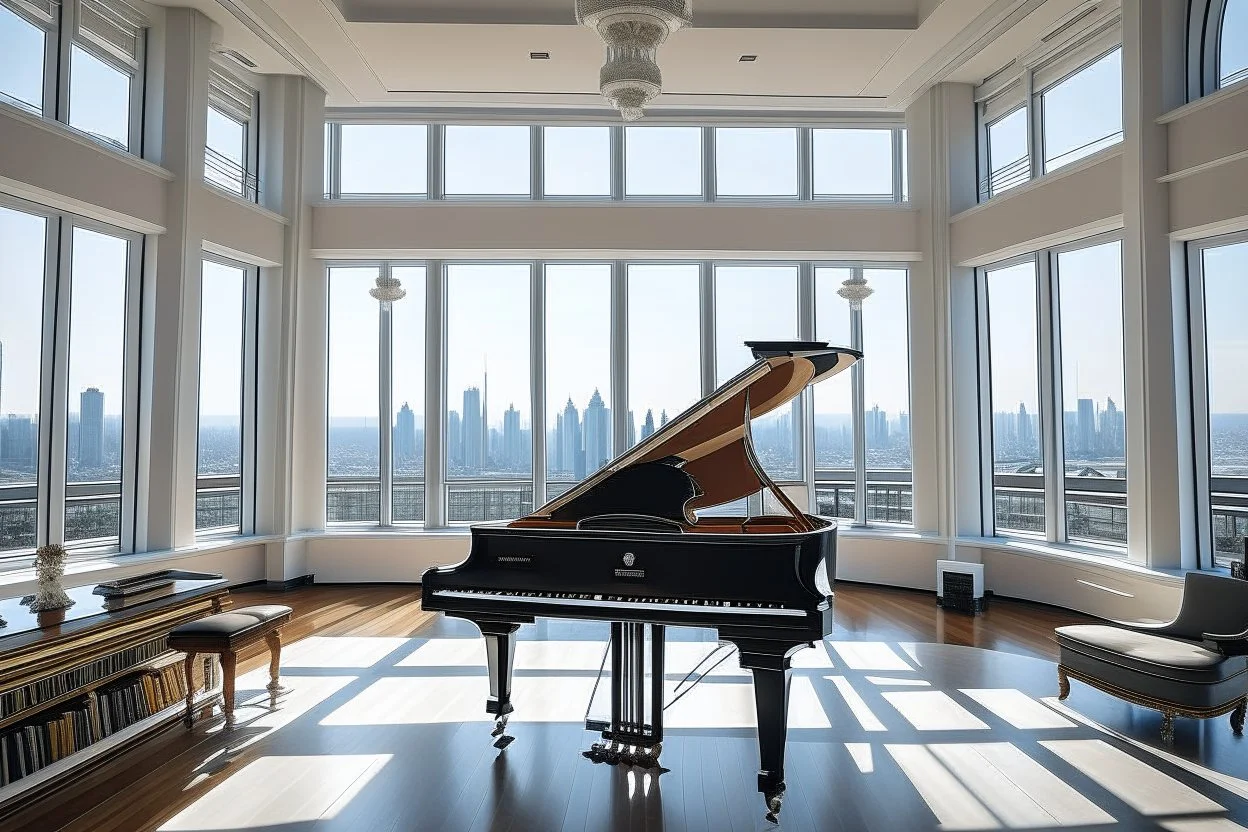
[422,341,860,820]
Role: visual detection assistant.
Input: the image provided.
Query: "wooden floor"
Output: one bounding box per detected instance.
[10,583,1248,832]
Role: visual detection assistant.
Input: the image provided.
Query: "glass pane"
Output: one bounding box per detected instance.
[546,264,612,496]
[1220,0,1248,87]
[196,260,245,533]
[1057,241,1127,547]
[65,227,130,546]
[714,128,798,198]
[391,266,427,524]
[0,206,46,551]
[628,264,700,447]
[1202,240,1248,564]
[205,107,246,196]
[812,129,893,198]
[985,261,1044,537]
[0,5,45,114]
[625,127,702,197]
[1042,48,1123,173]
[327,266,381,524]
[987,107,1029,197]
[862,269,912,524]
[814,268,855,520]
[543,127,611,197]
[444,126,531,196]
[340,124,428,195]
[714,265,800,481]
[446,264,532,521]
[69,45,131,150]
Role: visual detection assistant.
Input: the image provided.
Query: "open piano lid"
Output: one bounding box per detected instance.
[516,341,861,531]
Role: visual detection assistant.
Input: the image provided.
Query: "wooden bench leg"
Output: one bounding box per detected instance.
[1233,699,1246,736]
[266,629,285,695]
[1161,710,1176,745]
[183,652,197,728]
[1057,666,1070,700]
[222,650,237,728]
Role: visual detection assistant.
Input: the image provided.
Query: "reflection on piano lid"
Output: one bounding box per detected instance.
[513,341,861,534]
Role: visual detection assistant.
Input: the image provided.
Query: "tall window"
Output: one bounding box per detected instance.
[444,126,531,197]
[625,127,703,197]
[543,127,611,197]
[67,1,146,152]
[983,260,1045,536]
[1041,47,1123,173]
[1055,241,1127,546]
[861,269,912,522]
[627,264,701,447]
[714,265,800,481]
[0,205,47,553]
[445,264,532,520]
[545,265,611,500]
[1194,237,1248,566]
[205,67,259,200]
[714,128,798,198]
[985,107,1029,197]
[814,268,855,519]
[812,129,894,200]
[196,257,253,534]
[1221,0,1248,87]
[326,266,381,524]
[0,0,51,114]
[338,124,428,196]
[391,266,427,524]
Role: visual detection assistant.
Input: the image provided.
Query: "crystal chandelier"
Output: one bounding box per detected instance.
[369,274,406,308]
[576,1,693,121]
[836,274,874,310]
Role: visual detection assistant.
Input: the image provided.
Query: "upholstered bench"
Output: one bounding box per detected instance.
[1056,573,1248,743]
[168,604,293,727]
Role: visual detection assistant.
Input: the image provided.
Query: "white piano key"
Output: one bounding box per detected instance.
[430,589,807,616]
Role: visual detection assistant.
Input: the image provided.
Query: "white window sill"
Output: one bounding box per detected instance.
[955,534,1185,582]
[0,99,173,181]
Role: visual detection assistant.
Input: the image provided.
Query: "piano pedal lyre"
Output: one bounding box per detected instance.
[491,714,513,749]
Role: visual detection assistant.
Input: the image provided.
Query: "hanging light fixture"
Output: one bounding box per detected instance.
[369,274,406,309]
[836,273,874,310]
[576,1,693,121]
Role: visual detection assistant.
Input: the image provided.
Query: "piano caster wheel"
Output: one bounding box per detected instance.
[491,716,509,738]
[763,783,786,824]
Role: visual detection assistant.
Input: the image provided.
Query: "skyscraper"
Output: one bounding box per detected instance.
[79,388,104,469]
[1017,402,1033,449]
[1077,398,1096,456]
[503,404,522,468]
[559,398,581,479]
[866,405,888,449]
[394,403,417,462]
[448,410,462,467]
[1,415,33,468]
[462,387,483,473]
[626,411,636,448]
[640,409,655,440]
[583,389,609,474]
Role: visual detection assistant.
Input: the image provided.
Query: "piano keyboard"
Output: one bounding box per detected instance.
[430,589,808,617]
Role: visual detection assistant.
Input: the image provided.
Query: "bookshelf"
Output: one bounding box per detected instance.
[0,575,229,819]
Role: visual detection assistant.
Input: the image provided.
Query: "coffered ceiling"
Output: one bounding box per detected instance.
[162,0,1108,112]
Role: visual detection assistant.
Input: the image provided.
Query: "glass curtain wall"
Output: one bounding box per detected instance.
[861,269,913,522]
[813,269,856,519]
[627,264,702,447]
[196,259,248,534]
[391,266,427,523]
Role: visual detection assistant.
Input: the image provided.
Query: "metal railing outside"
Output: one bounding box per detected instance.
[195,475,242,533]
[978,155,1030,200]
[446,480,534,523]
[204,146,259,202]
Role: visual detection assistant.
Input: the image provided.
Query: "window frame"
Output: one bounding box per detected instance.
[62,0,147,154]
[194,253,258,538]
[1190,0,1248,98]
[205,63,261,202]
[1034,44,1124,175]
[976,232,1130,556]
[1187,230,1248,569]
[0,0,59,116]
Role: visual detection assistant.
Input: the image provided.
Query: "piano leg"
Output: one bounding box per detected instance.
[479,620,521,749]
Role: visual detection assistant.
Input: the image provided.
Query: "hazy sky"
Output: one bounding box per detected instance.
[1225,2,1248,85]
[198,260,245,428]
[1043,48,1122,171]
[986,261,1042,419]
[1203,240,1248,414]
[1057,241,1125,409]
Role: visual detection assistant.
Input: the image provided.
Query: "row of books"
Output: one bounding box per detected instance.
[0,637,168,721]
[0,666,189,788]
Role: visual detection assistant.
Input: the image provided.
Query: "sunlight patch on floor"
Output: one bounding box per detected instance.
[320,676,604,725]
[276,636,411,668]
[866,675,931,687]
[959,689,1076,730]
[886,744,1001,830]
[883,691,990,731]
[830,676,888,732]
[845,742,874,773]
[159,754,390,830]
[1040,739,1225,816]
[831,641,913,671]
[1160,819,1248,831]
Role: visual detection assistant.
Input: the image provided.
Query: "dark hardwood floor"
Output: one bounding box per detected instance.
[11,584,1248,832]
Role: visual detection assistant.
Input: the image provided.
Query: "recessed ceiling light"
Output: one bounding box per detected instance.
[530,52,551,60]
[739,55,758,62]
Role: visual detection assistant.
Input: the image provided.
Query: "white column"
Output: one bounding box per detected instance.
[1120,1,1194,568]
[906,82,978,539]
[135,8,214,551]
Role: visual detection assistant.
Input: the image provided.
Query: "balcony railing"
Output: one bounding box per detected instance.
[993,473,1130,546]
[196,474,242,533]
[1212,476,1248,566]
[204,146,259,202]
[446,480,534,523]
[814,469,914,525]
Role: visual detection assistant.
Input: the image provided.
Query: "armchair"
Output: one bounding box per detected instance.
[1055,572,1248,743]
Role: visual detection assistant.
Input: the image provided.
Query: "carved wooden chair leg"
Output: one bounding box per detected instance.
[266,629,285,698]
[1232,699,1246,736]
[1057,666,1070,700]
[1161,710,1176,745]
[182,651,197,728]
[221,649,238,728]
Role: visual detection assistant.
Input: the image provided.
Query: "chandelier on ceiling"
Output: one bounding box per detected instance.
[369,274,406,308]
[575,0,693,120]
[836,273,874,310]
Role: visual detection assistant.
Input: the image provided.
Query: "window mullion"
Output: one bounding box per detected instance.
[35,213,62,550]
[611,127,625,201]
[850,268,867,526]
[892,127,903,203]
[241,266,259,534]
[424,259,445,526]
[532,126,544,200]
[1026,69,1042,180]
[378,263,394,527]
[798,128,813,201]
[1037,251,1065,543]
[611,260,628,454]
[700,261,715,397]
[532,262,546,506]
[428,124,444,200]
[46,218,74,546]
[799,262,816,511]
[974,269,997,535]
[55,0,73,123]
[1187,242,1214,567]
[702,126,715,202]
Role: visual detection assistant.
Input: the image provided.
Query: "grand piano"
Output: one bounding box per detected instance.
[422,341,861,820]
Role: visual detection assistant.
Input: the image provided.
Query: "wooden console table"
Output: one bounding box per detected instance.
[0,573,229,819]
